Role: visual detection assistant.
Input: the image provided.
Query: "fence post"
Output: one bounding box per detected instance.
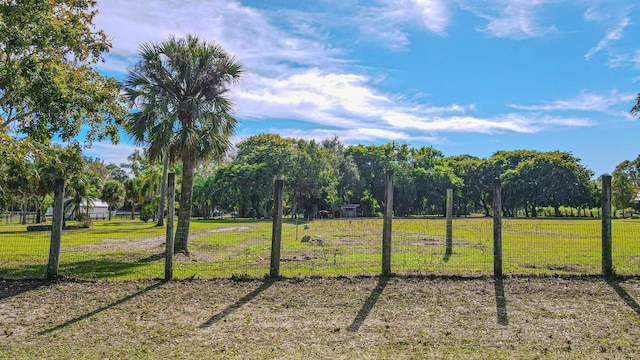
[165,173,176,281]
[492,178,503,278]
[382,170,394,276]
[601,174,613,277]
[445,188,453,257]
[47,178,65,279]
[270,179,284,278]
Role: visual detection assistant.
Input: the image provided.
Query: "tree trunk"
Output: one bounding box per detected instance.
[131,200,135,220]
[21,200,27,225]
[47,179,65,279]
[156,152,169,227]
[35,198,42,224]
[108,206,112,221]
[174,151,195,254]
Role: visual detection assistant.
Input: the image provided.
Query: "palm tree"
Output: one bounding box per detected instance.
[124,35,242,254]
[100,179,125,220]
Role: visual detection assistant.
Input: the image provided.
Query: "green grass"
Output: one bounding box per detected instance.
[1,217,639,280]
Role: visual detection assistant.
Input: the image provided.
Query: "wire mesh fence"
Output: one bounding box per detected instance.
[279,218,383,276]
[393,217,493,276]
[502,219,601,275]
[3,195,640,280]
[613,220,640,276]
[4,216,639,280]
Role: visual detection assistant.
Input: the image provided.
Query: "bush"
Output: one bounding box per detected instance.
[140,204,155,222]
[78,214,93,228]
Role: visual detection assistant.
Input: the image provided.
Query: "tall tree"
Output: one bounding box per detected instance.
[124,35,242,254]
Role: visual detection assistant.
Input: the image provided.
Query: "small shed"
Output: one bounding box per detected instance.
[340,203,360,218]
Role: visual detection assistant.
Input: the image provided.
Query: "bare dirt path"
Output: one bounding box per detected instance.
[78,226,250,252]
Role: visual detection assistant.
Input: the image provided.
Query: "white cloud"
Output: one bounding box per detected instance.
[508,91,636,113]
[92,0,596,158]
[269,127,440,144]
[234,68,479,131]
[459,0,556,39]
[353,0,450,48]
[83,142,141,166]
[95,0,343,77]
[585,17,631,60]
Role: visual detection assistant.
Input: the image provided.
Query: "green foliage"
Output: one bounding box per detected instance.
[612,157,640,210]
[140,203,155,222]
[100,180,125,220]
[0,0,126,142]
[123,34,242,253]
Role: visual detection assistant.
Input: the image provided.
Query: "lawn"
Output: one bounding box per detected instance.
[1,276,639,359]
[1,217,639,280]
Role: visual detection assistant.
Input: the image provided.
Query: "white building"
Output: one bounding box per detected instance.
[46,198,110,220]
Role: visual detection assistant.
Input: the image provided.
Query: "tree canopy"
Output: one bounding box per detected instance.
[0,0,126,142]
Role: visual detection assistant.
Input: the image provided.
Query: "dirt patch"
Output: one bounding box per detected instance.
[331,239,369,246]
[521,263,581,273]
[406,239,489,251]
[77,227,250,252]
[174,251,214,262]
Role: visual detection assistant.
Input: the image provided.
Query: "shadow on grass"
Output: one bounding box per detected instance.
[1,257,161,280]
[0,278,51,301]
[348,276,389,332]
[39,281,164,335]
[199,278,275,328]
[494,277,508,325]
[0,264,47,280]
[606,278,640,315]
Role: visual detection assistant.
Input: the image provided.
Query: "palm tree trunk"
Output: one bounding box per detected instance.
[156,152,169,227]
[175,151,194,254]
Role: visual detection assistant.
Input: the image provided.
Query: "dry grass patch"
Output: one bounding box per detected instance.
[1,276,640,359]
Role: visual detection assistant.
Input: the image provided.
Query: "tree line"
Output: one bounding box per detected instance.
[194,135,602,219]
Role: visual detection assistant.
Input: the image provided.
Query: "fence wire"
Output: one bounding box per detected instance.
[1,215,640,280]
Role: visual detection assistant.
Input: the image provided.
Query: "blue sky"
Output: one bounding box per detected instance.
[88,0,640,177]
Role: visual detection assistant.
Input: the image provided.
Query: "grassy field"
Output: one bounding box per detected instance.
[1,276,640,359]
[1,217,639,279]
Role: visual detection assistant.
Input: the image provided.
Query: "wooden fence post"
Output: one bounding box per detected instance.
[492,178,503,278]
[47,178,65,279]
[165,173,175,281]
[270,179,284,278]
[445,188,453,257]
[382,170,394,276]
[601,174,613,277]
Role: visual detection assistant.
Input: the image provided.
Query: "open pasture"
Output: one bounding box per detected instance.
[1,217,639,280]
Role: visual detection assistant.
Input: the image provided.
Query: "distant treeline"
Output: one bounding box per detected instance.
[193,134,600,219]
